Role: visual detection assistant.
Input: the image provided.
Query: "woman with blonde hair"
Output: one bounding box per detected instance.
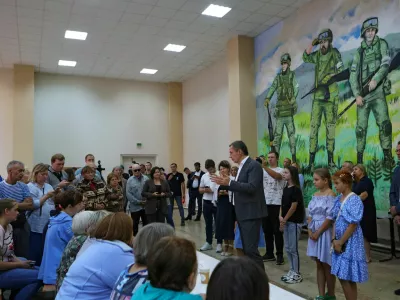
[27,163,56,266]
[352,164,377,263]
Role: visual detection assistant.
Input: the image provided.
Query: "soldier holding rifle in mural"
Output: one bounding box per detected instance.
[303,29,343,170]
[264,53,299,163]
[349,17,394,168]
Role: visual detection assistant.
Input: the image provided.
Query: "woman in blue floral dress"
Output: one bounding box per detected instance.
[331,171,368,300]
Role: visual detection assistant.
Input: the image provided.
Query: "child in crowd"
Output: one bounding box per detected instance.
[206,257,269,300]
[279,166,305,284]
[38,190,84,295]
[132,236,204,300]
[0,199,41,300]
[307,168,337,300]
[331,171,368,300]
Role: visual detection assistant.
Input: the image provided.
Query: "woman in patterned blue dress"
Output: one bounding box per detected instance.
[331,171,368,300]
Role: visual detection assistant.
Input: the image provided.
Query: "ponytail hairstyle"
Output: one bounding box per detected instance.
[314,168,332,189]
[332,170,353,188]
[54,190,83,215]
[0,199,18,216]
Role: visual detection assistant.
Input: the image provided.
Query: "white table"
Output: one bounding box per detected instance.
[192,251,305,300]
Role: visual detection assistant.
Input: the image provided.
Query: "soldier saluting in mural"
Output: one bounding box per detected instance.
[303,29,343,169]
[264,53,299,163]
[349,17,394,167]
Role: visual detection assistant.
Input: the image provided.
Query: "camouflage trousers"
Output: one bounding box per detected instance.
[309,99,338,153]
[274,115,296,155]
[356,88,392,153]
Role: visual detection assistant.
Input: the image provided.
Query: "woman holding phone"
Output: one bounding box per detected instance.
[141,167,172,223]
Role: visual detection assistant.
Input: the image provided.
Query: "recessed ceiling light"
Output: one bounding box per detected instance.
[202,4,231,18]
[164,44,186,52]
[64,30,88,40]
[58,60,77,67]
[140,68,158,75]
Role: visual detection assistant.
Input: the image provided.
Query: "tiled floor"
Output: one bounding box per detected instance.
[174,213,400,300]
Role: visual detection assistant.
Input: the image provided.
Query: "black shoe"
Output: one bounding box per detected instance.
[185,216,192,221]
[276,256,284,265]
[262,254,276,262]
[395,289,400,296]
[181,221,185,226]
[194,217,201,221]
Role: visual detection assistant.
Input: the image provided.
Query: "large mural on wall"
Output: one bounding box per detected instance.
[255,0,400,209]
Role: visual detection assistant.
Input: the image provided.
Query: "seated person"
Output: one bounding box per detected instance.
[111,223,175,299]
[0,199,41,300]
[56,212,134,300]
[206,257,270,300]
[38,190,84,294]
[56,210,110,291]
[132,236,204,300]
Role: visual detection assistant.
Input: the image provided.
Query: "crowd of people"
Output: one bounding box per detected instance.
[0,140,399,300]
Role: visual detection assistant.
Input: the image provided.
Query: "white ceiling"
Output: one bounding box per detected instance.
[0,0,311,82]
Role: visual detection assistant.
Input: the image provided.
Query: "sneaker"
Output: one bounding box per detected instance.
[286,272,303,284]
[200,242,212,251]
[184,216,192,221]
[276,256,284,265]
[281,270,294,282]
[220,252,226,256]
[262,254,276,262]
[194,217,201,221]
[216,244,223,253]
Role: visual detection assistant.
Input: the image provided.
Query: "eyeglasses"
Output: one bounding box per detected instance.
[133,169,141,172]
[318,31,329,40]
[365,18,378,26]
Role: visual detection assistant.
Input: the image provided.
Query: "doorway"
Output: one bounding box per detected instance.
[120,154,157,171]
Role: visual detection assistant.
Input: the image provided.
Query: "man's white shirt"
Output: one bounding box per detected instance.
[263,167,285,205]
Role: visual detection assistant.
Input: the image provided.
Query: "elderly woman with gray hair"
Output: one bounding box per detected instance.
[56,210,110,291]
[110,223,175,299]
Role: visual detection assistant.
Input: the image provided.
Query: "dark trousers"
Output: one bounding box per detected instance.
[131,210,148,236]
[147,210,166,224]
[203,200,222,245]
[188,191,203,218]
[262,204,284,257]
[28,232,44,266]
[238,218,265,271]
[13,222,30,258]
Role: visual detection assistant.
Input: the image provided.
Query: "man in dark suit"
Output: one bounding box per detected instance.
[185,162,205,221]
[211,140,268,270]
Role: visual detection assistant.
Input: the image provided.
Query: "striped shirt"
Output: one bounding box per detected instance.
[0,180,31,202]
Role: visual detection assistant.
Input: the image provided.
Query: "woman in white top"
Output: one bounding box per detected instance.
[27,163,56,266]
[0,199,41,300]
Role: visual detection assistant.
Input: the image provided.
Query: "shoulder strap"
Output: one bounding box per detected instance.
[337,192,355,220]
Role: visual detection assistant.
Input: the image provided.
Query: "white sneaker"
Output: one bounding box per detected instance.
[220,252,226,256]
[216,244,223,253]
[224,252,233,257]
[286,272,303,284]
[200,242,212,251]
[281,270,294,282]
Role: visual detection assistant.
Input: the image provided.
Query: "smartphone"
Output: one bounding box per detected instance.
[29,261,36,267]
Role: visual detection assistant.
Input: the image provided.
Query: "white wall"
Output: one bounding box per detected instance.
[34,74,169,174]
[182,57,230,170]
[0,69,14,176]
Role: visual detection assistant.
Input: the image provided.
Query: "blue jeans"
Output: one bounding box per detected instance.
[0,259,41,300]
[171,196,184,222]
[284,222,302,273]
[166,205,175,228]
[28,232,44,266]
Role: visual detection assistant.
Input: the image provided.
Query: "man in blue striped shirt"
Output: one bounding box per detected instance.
[0,160,34,257]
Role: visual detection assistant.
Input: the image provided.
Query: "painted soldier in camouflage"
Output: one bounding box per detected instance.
[349,17,394,167]
[303,29,343,169]
[264,53,299,162]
